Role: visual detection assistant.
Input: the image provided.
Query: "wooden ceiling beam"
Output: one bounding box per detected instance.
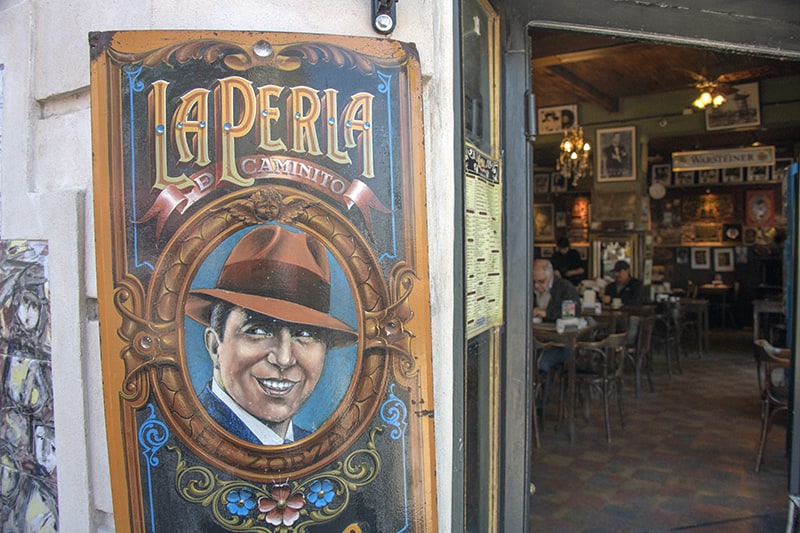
[545,64,619,113]
[531,42,647,69]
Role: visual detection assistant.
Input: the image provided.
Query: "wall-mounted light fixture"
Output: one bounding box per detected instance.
[372,0,398,34]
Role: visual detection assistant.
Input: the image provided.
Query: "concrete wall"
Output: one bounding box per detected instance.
[0,1,455,531]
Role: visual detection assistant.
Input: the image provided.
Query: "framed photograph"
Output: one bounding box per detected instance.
[533,173,550,194]
[540,246,554,258]
[697,168,719,185]
[650,163,671,186]
[533,203,556,242]
[721,167,743,183]
[705,82,761,131]
[714,248,734,272]
[693,224,722,243]
[691,247,711,269]
[743,227,758,245]
[734,246,749,264]
[597,126,636,182]
[537,104,578,135]
[774,158,793,181]
[555,211,568,227]
[745,189,775,227]
[550,171,568,192]
[673,170,695,186]
[747,165,770,182]
[675,247,690,265]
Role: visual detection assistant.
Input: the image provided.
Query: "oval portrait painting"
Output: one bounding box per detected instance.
[184,223,359,447]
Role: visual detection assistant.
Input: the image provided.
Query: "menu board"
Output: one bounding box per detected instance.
[465,144,503,338]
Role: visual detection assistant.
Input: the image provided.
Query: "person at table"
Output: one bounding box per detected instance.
[602,260,644,306]
[603,260,644,343]
[550,236,585,286]
[533,258,582,394]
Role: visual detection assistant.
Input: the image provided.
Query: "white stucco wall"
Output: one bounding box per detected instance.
[0,1,455,531]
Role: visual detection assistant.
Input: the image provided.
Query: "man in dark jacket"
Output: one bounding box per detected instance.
[534,258,581,323]
[603,260,643,306]
[533,259,581,378]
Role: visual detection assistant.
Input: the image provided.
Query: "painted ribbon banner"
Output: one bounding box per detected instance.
[90,31,436,532]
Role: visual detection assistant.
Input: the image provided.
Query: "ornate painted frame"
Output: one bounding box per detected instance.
[90,31,436,532]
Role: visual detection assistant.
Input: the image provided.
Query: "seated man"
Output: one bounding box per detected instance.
[186,225,358,445]
[603,260,643,306]
[533,259,582,399]
[603,260,644,343]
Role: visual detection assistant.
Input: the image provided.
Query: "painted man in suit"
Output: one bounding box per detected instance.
[186,225,357,445]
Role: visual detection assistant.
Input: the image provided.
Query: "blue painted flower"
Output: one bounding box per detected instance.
[307,479,335,508]
[226,488,256,517]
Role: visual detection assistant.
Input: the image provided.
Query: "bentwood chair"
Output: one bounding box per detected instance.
[568,332,629,443]
[753,339,791,472]
[628,313,657,398]
[533,337,560,448]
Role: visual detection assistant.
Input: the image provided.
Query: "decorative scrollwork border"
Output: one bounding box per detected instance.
[115,184,417,481]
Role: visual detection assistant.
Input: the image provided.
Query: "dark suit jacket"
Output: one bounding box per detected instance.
[537,277,582,322]
[199,383,311,444]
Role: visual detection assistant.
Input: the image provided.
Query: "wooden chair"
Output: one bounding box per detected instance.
[568,332,629,443]
[753,339,791,472]
[651,302,683,377]
[627,313,657,398]
[532,337,560,448]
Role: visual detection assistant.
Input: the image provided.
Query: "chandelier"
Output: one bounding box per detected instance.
[556,127,592,186]
[692,82,727,109]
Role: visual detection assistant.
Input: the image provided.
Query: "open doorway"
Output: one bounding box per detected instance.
[527,25,800,530]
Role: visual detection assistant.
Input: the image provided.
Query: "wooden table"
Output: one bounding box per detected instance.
[533,321,596,442]
[753,299,785,343]
[698,284,733,328]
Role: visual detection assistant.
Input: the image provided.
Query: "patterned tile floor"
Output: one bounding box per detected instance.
[530,329,790,532]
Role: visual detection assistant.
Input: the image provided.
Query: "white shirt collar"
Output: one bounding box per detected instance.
[211,380,294,445]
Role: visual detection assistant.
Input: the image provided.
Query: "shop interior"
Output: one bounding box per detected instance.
[529,28,800,332]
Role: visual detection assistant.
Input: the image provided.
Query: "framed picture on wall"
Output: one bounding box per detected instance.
[534,173,550,193]
[537,104,578,135]
[723,224,742,243]
[596,126,636,182]
[697,168,719,185]
[705,82,761,131]
[691,247,711,269]
[673,170,695,186]
[533,203,556,242]
[747,165,770,182]
[550,171,568,192]
[745,189,775,227]
[650,163,671,185]
[722,167,743,183]
[714,248,735,272]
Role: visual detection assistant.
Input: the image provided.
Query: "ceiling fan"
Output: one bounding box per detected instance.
[687,66,773,109]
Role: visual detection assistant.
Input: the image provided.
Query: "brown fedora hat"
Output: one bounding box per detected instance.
[186,225,357,348]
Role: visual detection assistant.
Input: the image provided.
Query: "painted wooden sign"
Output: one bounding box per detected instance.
[89,30,436,532]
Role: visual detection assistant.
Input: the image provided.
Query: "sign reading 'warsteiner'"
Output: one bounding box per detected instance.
[90,31,436,532]
[672,145,776,171]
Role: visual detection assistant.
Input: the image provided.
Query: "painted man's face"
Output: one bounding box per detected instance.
[206,307,327,431]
